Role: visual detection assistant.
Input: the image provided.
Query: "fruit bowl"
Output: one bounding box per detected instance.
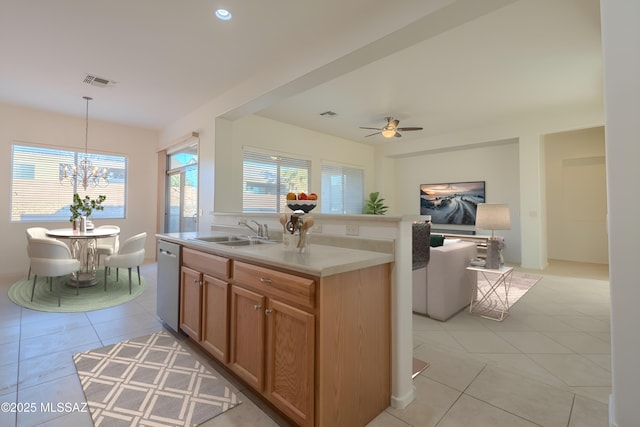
[287,200,317,213]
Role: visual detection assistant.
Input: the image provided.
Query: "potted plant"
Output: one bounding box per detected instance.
[69,193,106,223]
[364,191,388,215]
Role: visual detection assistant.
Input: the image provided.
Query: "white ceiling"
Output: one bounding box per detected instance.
[0,0,602,144]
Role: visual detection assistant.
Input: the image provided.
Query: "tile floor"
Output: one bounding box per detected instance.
[0,260,610,426]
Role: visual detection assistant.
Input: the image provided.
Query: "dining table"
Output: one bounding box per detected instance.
[46,227,120,287]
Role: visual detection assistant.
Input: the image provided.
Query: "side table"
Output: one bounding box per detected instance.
[466,265,514,321]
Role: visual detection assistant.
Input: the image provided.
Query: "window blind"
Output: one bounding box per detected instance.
[11,144,128,222]
[321,163,364,214]
[242,150,310,212]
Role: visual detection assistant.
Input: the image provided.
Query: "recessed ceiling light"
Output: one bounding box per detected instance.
[215,9,232,21]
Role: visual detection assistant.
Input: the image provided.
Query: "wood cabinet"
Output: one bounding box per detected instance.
[179,265,203,340]
[180,248,231,362]
[231,261,315,427]
[178,245,390,427]
[229,284,265,390]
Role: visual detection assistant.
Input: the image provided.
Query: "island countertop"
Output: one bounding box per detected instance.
[156,232,395,277]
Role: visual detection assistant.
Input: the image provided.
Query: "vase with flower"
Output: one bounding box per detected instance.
[69,194,106,231]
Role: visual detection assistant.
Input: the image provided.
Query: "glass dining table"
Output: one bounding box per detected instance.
[46,227,120,287]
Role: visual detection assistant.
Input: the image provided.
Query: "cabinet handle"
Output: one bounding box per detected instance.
[259,277,272,284]
[254,304,262,310]
[265,309,273,316]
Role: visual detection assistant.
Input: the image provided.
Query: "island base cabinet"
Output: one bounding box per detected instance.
[201,275,229,363]
[180,248,231,364]
[229,285,266,391]
[179,266,202,341]
[179,248,390,427]
[316,263,391,427]
[265,298,315,427]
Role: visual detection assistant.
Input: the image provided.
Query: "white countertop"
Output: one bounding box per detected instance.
[157,232,395,277]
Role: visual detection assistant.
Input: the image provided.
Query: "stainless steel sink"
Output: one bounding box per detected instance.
[192,235,280,247]
[215,239,276,247]
[192,235,245,243]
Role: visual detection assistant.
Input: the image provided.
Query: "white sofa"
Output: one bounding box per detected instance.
[412,240,477,321]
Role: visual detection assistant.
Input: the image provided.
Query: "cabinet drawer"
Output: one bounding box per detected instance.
[183,248,231,279]
[233,261,315,310]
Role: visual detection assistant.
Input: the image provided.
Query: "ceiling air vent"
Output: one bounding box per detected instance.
[83,74,116,88]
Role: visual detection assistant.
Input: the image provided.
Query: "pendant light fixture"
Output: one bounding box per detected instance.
[60,96,109,190]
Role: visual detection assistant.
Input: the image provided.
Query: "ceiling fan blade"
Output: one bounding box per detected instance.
[389,119,399,128]
[364,131,381,137]
[394,132,402,137]
[359,126,382,130]
[396,127,423,131]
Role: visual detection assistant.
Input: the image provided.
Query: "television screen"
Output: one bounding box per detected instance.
[420,181,485,225]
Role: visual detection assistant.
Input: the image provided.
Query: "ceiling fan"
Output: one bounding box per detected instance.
[360,116,423,138]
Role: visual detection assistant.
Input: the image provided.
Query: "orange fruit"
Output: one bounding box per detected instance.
[308,193,318,200]
[286,192,297,200]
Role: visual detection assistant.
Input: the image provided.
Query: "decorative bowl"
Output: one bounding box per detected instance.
[286,200,317,213]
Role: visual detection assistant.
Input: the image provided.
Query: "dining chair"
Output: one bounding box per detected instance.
[104,232,146,294]
[29,238,81,306]
[26,227,56,279]
[95,225,120,267]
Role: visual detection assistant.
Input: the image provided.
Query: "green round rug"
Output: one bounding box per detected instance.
[8,268,147,313]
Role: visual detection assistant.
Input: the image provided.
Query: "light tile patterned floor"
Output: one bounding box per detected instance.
[0,260,610,426]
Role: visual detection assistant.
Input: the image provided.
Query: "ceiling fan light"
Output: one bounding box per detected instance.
[381,128,396,138]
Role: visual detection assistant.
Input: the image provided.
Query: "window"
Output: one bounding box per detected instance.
[11,144,128,222]
[321,163,364,214]
[165,145,198,233]
[242,150,310,212]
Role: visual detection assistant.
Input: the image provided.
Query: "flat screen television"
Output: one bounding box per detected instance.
[420,181,485,225]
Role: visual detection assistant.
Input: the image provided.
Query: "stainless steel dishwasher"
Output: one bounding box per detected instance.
[157,240,181,332]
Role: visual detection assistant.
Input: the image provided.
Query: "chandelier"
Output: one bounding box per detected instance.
[60,96,108,190]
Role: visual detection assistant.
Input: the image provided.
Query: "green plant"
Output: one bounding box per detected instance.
[69,193,106,221]
[364,191,388,215]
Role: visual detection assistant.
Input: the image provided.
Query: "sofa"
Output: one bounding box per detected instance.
[412,239,478,321]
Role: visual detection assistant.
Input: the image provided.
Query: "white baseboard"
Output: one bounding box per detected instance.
[390,384,416,410]
[609,394,617,427]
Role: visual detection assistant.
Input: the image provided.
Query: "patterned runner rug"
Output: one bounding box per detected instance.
[73,331,240,426]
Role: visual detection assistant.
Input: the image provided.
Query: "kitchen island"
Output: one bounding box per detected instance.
[156,231,394,427]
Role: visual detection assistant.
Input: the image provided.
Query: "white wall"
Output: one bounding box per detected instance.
[600,1,640,425]
[216,114,377,213]
[392,140,521,263]
[0,102,159,276]
[544,127,608,264]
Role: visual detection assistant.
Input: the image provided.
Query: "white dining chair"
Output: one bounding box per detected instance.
[95,225,120,267]
[29,238,81,306]
[26,227,56,279]
[104,232,146,294]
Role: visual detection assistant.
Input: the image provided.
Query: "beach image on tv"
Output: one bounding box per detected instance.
[420,181,485,225]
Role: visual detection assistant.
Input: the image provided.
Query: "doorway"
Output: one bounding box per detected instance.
[165,145,198,233]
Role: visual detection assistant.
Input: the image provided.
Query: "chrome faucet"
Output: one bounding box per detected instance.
[238,219,269,239]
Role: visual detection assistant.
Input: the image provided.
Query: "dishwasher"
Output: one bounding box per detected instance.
[157,240,181,332]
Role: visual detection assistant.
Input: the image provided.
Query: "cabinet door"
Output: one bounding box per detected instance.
[180,266,202,340]
[265,298,315,427]
[201,274,229,362]
[229,285,265,391]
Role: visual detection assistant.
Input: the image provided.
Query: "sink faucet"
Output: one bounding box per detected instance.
[238,219,269,239]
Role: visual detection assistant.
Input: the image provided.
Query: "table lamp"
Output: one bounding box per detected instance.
[475,203,511,269]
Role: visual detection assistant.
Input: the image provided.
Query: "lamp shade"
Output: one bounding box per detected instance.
[476,203,511,232]
[381,128,396,138]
